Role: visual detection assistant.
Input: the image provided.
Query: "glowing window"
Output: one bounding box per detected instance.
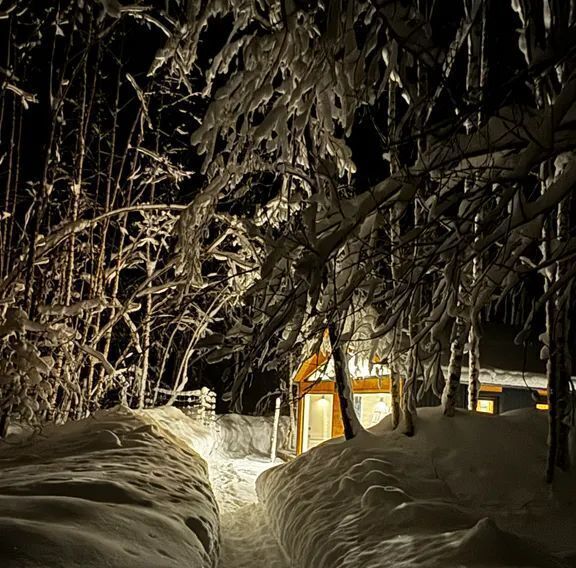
[536,403,549,411]
[476,399,496,414]
[354,393,391,427]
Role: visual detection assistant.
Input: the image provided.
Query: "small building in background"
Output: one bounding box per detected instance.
[292,344,553,455]
[294,355,392,453]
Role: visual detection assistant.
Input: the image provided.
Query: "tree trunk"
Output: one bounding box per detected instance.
[403,204,421,436]
[545,293,558,483]
[555,297,571,471]
[287,357,297,451]
[467,321,481,411]
[0,413,9,439]
[138,257,155,409]
[540,159,559,482]
[387,82,403,431]
[270,396,281,462]
[0,386,13,438]
[554,191,572,471]
[328,323,363,440]
[402,348,416,436]
[465,0,486,411]
[442,318,467,416]
[390,364,401,429]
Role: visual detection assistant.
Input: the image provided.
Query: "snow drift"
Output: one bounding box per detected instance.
[0,406,219,568]
[214,414,290,458]
[257,407,576,568]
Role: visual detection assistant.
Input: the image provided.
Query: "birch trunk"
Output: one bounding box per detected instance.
[465,0,486,410]
[442,318,467,416]
[467,320,481,411]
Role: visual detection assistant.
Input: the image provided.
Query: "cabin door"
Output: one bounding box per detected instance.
[302,393,334,452]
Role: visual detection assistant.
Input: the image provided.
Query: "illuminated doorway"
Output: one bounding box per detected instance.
[302,394,334,452]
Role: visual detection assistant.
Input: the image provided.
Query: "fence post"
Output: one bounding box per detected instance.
[270,396,281,462]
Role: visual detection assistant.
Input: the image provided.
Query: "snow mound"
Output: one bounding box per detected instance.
[214,413,290,458]
[257,407,576,568]
[0,406,219,568]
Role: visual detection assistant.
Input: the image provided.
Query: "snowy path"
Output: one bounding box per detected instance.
[208,456,289,568]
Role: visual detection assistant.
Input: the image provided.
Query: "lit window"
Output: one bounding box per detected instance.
[354,393,391,427]
[536,403,549,411]
[476,399,496,414]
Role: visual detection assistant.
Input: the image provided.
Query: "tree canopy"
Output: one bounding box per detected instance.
[0,0,575,479]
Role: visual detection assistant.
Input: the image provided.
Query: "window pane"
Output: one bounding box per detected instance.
[354,393,391,427]
[476,399,495,414]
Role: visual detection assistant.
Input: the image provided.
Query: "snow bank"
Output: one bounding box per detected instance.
[257,407,576,568]
[0,406,219,568]
[213,413,290,458]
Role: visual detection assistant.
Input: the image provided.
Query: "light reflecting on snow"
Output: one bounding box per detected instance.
[144,407,290,567]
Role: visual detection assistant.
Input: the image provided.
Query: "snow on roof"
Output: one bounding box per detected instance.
[452,365,547,389]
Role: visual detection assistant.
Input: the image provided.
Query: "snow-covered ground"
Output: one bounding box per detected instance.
[5,404,574,568]
[211,456,288,568]
[258,407,576,568]
[0,406,220,568]
[0,406,289,568]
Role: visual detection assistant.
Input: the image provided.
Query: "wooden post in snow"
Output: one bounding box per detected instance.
[270,396,281,462]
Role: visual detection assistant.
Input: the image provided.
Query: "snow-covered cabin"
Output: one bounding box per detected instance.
[293,350,392,453]
[293,324,559,454]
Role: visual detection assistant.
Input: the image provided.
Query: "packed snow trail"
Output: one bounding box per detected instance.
[208,456,289,568]
[140,407,290,567]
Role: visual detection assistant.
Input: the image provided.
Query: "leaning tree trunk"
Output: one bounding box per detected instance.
[327,323,364,440]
